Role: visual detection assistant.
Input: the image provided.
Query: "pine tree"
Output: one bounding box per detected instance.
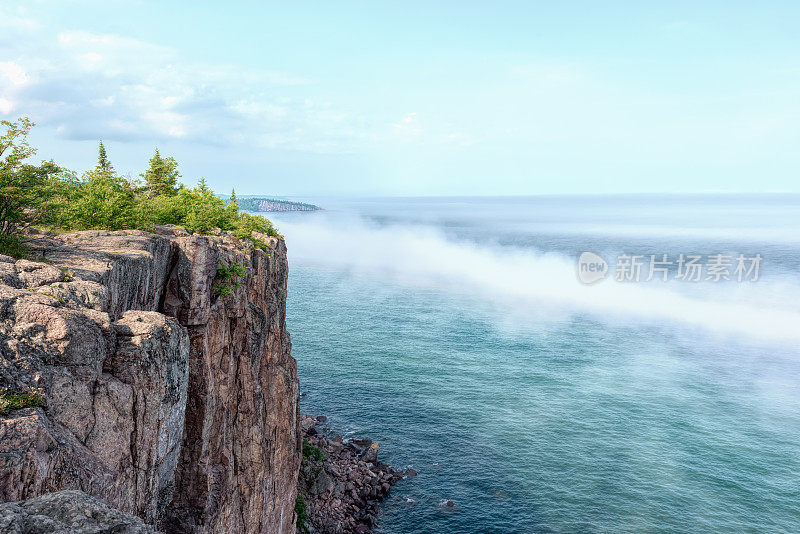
[197,178,210,194]
[230,188,237,204]
[142,148,180,197]
[96,141,114,174]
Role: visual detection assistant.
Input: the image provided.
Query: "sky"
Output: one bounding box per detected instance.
[1,1,799,196]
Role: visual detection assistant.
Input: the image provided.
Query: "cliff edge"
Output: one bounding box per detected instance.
[0,226,300,533]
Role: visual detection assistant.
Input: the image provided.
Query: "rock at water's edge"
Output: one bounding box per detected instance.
[297,414,409,533]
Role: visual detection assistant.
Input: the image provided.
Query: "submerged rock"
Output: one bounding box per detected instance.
[437,499,457,512]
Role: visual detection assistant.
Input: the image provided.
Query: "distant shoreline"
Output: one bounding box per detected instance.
[231,197,322,212]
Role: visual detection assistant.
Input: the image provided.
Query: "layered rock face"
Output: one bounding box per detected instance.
[0,228,300,533]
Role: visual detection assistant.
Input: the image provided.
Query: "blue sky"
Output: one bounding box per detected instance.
[1,1,798,195]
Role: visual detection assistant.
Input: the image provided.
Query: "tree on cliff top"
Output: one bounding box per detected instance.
[0,119,279,256]
[142,148,180,197]
[0,117,64,256]
[96,141,114,174]
[0,117,35,171]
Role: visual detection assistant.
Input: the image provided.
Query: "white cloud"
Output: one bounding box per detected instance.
[0,98,15,115]
[0,18,365,152]
[393,112,421,132]
[91,95,115,107]
[0,62,30,86]
[390,111,474,147]
[0,7,487,157]
[80,52,103,65]
[0,10,480,156]
[0,7,40,31]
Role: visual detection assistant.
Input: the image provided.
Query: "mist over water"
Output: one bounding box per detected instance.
[278,195,800,345]
[271,195,800,533]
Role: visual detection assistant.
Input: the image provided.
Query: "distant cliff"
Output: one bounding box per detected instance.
[235,198,321,212]
[0,226,300,533]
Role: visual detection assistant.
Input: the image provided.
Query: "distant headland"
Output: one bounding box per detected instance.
[228,196,322,212]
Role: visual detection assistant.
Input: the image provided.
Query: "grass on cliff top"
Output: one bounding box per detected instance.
[0,390,43,415]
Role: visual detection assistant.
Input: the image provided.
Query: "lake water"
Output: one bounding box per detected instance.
[268,195,800,533]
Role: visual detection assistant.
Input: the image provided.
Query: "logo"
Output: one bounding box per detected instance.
[577,252,608,284]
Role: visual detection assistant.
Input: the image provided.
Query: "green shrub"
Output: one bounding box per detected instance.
[302,438,324,462]
[233,212,278,240]
[180,180,231,234]
[212,261,248,297]
[60,171,141,230]
[231,212,279,250]
[138,194,186,229]
[294,494,309,533]
[0,390,43,415]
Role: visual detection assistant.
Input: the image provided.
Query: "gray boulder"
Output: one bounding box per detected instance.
[0,490,158,533]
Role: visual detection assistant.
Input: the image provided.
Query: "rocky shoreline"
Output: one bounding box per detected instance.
[297,414,415,534]
[236,198,322,212]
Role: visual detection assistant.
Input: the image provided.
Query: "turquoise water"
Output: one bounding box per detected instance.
[271,195,800,533]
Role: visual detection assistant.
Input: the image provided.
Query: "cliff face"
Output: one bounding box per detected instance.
[0,227,300,533]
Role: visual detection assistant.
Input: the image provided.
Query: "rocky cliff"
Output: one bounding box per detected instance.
[0,226,300,533]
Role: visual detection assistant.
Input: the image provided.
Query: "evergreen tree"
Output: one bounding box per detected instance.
[96,141,114,174]
[0,120,280,254]
[142,148,180,197]
[197,178,210,194]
